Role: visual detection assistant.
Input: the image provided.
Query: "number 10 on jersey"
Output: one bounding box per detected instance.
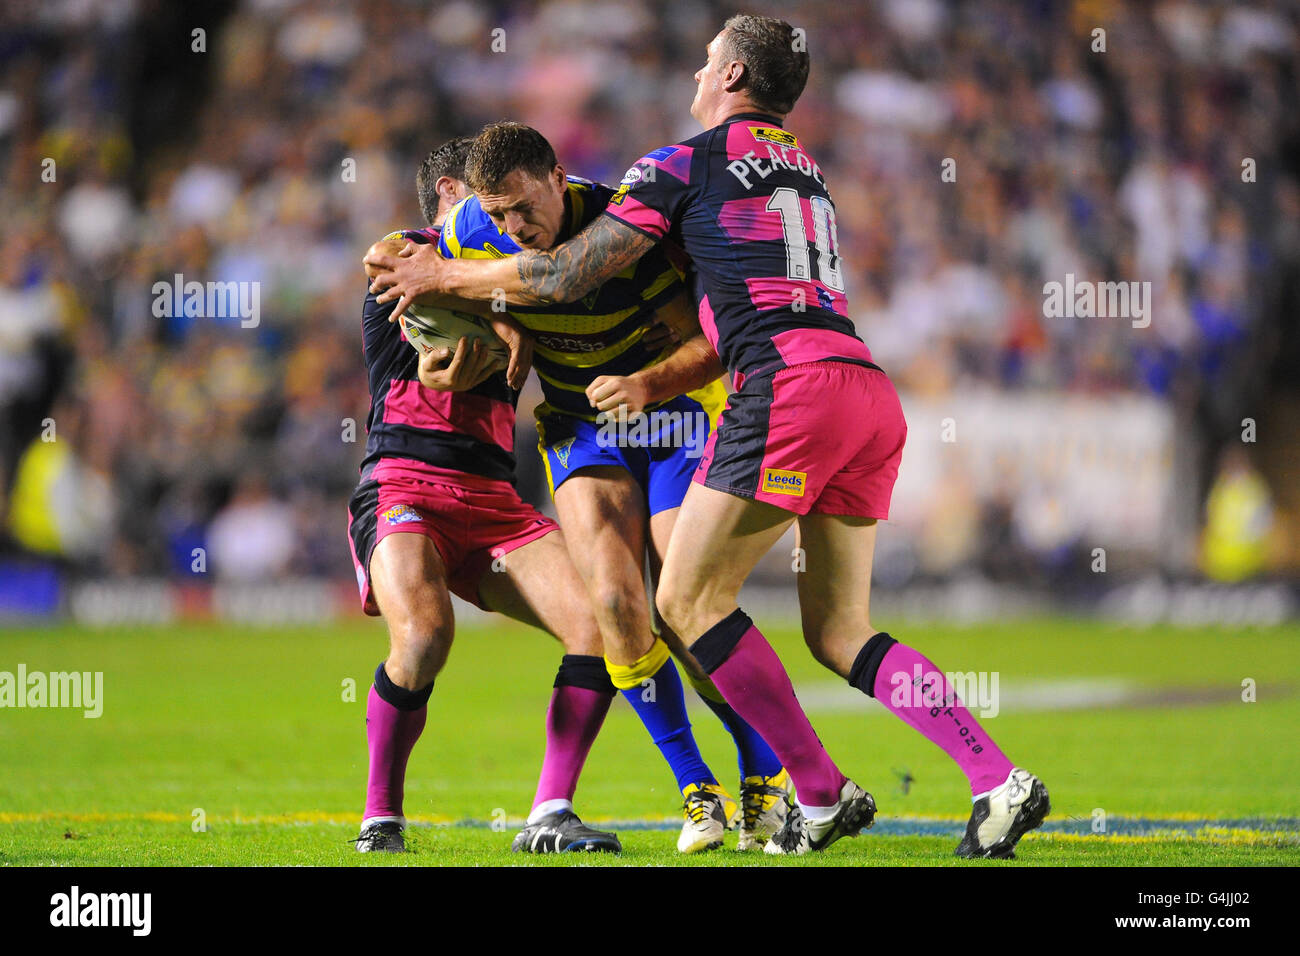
[766,186,845,293]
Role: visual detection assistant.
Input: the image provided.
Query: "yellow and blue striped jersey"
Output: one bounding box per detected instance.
[438,176,723,422]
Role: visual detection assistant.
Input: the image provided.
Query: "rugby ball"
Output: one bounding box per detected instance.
[399,304,508,370]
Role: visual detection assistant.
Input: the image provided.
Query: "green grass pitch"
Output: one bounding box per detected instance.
[2,616,1298,866]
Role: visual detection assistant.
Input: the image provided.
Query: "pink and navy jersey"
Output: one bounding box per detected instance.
[603,112,874,384]
[357,226,518,484]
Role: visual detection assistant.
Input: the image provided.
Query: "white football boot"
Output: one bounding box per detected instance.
[677,783,733,853]
[763,778,877,855]
[354,818,405,853]
[954,767,1050,859]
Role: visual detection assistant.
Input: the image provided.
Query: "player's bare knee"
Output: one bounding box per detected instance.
[588,580,641,629]
[660,573,734,636]
[654,585,694,639]
[390,617,453,681]
[805,634,839,672]
[803,627,859,679]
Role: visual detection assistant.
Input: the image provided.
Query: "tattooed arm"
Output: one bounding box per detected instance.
[366,213,657,315]
[507,214,657,304]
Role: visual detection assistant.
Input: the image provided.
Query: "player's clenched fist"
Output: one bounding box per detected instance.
[587,374,651,415]
[363,238,409,281]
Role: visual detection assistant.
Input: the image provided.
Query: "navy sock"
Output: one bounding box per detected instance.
[373,662,434,711]
[696,693,783,780]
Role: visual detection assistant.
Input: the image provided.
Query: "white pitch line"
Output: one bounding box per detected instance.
[714,678,1168,715]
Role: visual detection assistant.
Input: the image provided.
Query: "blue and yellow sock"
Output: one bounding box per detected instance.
[687,671,784,779]
[607,638,715,793]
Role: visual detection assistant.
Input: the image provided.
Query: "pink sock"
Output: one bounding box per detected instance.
[709,625,845,806]
[363,685,427,820]
[872,642,1014,795]
[532,685,614,810]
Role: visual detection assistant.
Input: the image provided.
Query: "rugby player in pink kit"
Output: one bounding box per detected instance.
[368,17,1050,858]
[350,139,621,854]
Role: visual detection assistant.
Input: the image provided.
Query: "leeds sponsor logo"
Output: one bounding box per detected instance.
[762,468,807,496]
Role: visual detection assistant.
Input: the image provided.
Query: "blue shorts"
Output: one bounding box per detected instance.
[536,385,727,516]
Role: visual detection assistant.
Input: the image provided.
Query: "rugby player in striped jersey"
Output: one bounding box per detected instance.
[368,17,1050,859]
[377,124,790,853]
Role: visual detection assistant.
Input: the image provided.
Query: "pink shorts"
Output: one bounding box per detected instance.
[347,457,557,614]
[693,360,907,518]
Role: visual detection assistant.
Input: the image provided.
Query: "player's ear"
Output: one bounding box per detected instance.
[722,58,747,93]
[551,164,566,192]
[436,175,466,204]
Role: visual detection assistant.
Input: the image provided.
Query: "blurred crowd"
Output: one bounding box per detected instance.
[0,0,1295,586]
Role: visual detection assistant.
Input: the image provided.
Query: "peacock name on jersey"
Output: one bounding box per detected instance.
[727,142,826,192]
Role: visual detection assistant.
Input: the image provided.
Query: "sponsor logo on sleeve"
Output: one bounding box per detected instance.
[761,467,807,496]
[611,163,649,206]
